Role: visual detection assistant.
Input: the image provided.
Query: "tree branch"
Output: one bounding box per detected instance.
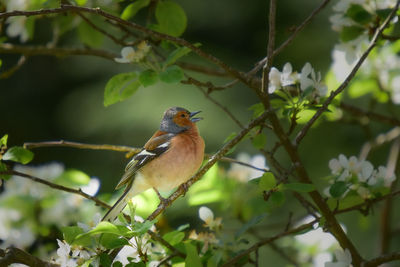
[295,1,400,146]
[0,247,59,267]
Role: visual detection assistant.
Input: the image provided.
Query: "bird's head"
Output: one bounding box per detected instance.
[160,107,202,133]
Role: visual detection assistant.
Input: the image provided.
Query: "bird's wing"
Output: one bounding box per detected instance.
[114,133,174,190]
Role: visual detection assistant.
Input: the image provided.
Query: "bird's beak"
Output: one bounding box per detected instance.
[189,110,203,123]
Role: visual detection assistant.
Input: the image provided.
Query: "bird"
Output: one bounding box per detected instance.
[102,107,205,222]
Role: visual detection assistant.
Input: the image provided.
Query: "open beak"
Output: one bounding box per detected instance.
[189,110,203,123]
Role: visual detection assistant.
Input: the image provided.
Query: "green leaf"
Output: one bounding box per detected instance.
[104,72,141,106]
[249,103,264,118]
[113,261,123,267]
[3,146,34,164]
[75,0,88,5]
[0,134,8,147]
[74,222,129,243]
[100,253,113,267]
[377,9,392,20]
[346,4,372,25]
[25,17,35,41]
[207,251,222,267]
[56,169,90,186]
[252,133,267,149]
[163,230,185,246]
[139,69,158,87]
[121,0,150,20]
[282,182,315,193]
[77,19,104,48]
[159,65,184,83]
[155,0,187,37]
[0,59,2,68]
[62,226,84,244]
[132,220,155,235]
[164,44,200,66]
[0,162,10,180]
[340,26,365,42]
[258,173,276,191]
[329,181,348,198]
[235,213,267,239]
[223,132,237,144]
[185,242,202,267]
[100,233,129,249]
[270,191,285,206]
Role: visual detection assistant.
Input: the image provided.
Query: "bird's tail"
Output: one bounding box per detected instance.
[102,181,136,222]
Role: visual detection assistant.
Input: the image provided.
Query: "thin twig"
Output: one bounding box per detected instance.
[0,55,26,79]
[295,2,400,146]
[363,251,400,267]
[359,127,400,161]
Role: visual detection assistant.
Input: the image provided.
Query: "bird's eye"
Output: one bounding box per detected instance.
[181,113,186,118]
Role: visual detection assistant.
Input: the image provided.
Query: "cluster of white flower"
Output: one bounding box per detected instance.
[327,154,395,198]
[227,153,267,182]
[268,62,327,99]
[55,239,95,267]
[115,41,152,63]
[4,0,30,42]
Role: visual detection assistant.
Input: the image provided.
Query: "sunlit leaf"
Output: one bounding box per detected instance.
[258,173,276,191]
[0,134,8,147]
[104,72,141,106]
[164,43,201,66]
[74,222,130,243]
[121,0,150,20]
[3,146,34,164]
[155,0,187,37]
[159,65,184,83]
[132,220,155,235]
[249,103,264,118]
[62,226,84,244]
[56,169,90,186]
[163,230,185,246]
[100,233,129,249]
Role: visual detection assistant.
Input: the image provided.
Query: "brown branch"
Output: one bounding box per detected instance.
[295,2,400,146]
[146,111,270,221]
[359,127,400,161]
[0,247,59,267]
[363,251,400,267]
[0,43,117,60]
[0,55,27,79]
[340,102,400,127]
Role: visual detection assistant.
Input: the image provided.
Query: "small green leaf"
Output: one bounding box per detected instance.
[163,230,185,245]
[164,44,201,66]
[3,146,34,164]
[104,72,141,106]
[185,242,202,267]
[75,0,87,5]
[159,65,184,83]
[207,251,223,267]
[155,0,187,37]
[0,134,8,147]
[0,162,10,180]
[139,69,158,87]
[346,4,372,25]
[252,133,267,149]
[62,226,84,244]
[235,213,267,239]
[258,173,276,191]
[74,222,129,243]
[377,9,392,20]
[132,220,156,235]
[282,182,315,193]
[249,103,264,118]
[112,261,123,267]
[223,132,237,144]
[270,191,285,206]
[177,224,190,231]
[0,59,2,68]
[77,20,104,48]
[329,181,348,198]
[121,0,150,20]
[340,26,365,42]
[100,233,129,249]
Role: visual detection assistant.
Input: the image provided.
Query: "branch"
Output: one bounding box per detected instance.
[363,251,400,267]
[0,247,59,267]
[359,127,400,161]
[0,43,117,60]
[295,2,400,146]
[146,111,270,221]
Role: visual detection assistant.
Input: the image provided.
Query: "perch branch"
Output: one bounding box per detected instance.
[0,247,59,267]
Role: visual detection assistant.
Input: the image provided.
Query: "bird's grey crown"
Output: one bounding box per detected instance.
[159,107,190,133]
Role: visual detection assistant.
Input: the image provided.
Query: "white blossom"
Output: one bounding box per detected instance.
[268,63,297,93]
[227,153,267,182]
[325,248,352,267]
[56,239,77,267]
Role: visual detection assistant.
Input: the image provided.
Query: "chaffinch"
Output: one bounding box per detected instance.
[102,107,205,221]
